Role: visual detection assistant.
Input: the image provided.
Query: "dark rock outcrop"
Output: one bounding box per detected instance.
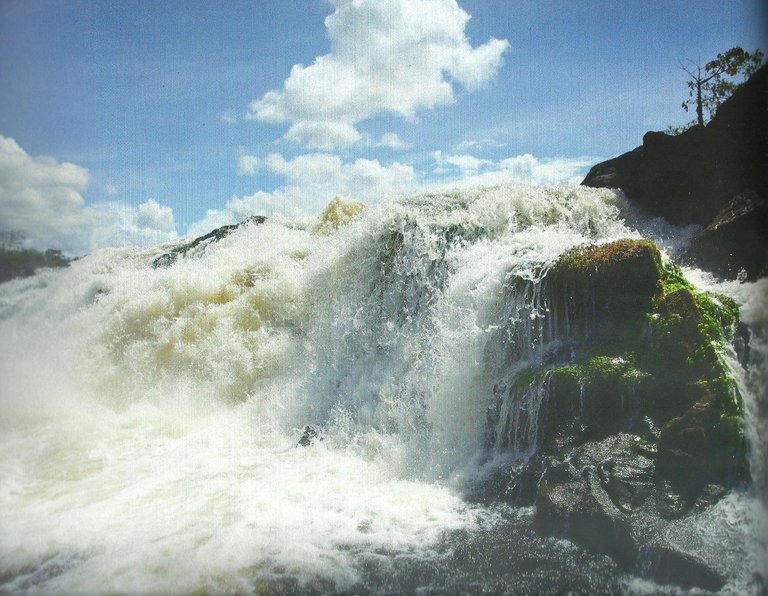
[152,215,266,268]
[485,239,748,590]
[685,191,768,279]
[582,64,767,279]
[534,435,738,592]
[297,425,321,447]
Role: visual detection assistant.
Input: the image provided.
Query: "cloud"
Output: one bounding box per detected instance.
[104,184,119,195]
[237,155,260,176]
[431,151,595,187]
[246,0,509,149]
[284,121,362,150]
[0,134,178,254]
[190,151,417,236]
[434,150,488,172]
[454,138,507,152]
[218,110,238,125]
[137,198,175,233]
[377,132,411,150]
[86,200,178,251]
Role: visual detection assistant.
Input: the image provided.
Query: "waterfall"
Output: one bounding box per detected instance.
[0,184,763,593]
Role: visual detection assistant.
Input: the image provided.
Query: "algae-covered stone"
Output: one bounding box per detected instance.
[546,239,662,344]
[492,238,751,589]
[537,239,746,489]
[657,383,748,493]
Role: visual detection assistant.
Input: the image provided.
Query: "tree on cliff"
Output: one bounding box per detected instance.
[675,46,764,130]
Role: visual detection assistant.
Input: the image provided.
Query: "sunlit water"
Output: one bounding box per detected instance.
[0,185,764,593]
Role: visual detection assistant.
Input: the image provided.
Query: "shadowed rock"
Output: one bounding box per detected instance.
[582,64,767,280]
[483,239,748,590]
[152,215,266,268]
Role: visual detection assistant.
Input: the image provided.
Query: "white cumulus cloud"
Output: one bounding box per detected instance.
[137,198,175,233]
[378,132,411,150]
[434,150,488,172]
[0,134,178,254]
[238,155,260,176]
[189,151,416,236]
[246,0,509,149]
[431,151,595,187]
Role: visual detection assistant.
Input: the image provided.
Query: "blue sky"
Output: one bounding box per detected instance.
[1,0,765,253]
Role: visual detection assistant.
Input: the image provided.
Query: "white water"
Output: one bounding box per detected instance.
[0,185,764,593]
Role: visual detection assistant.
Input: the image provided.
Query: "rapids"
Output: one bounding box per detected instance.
[0,185,765,593]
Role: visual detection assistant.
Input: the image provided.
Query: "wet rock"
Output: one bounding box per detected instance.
[657,385,748,495]
[297,425,321,447]
[636,543,724,592]
[546,239,662,343]
[535,460,636,566]
[152,215,266,268]
[484,238,749,589]
[582,65,768,280]
[685,191,768,281]
[533,435,736,591]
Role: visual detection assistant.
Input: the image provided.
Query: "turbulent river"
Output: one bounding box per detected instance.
[0,185,765,594]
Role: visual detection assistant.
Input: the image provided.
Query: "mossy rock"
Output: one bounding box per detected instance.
[645,286,737,382]
[518,239,750,587]
[516,239,746,491]
[539,357,653,448]
[546,239,663,344]
[657,383,748,494]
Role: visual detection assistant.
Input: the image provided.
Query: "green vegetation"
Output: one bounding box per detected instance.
[524,239,747,487]
[0,246,70,283]
[669,46,764,133]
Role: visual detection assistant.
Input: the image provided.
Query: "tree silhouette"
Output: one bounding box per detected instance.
[678,46,764,129]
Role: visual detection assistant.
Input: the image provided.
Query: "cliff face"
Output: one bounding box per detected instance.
[583,64,766,225]
[582,64,767,279]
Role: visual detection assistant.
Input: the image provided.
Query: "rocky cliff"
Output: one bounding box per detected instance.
[582,64,767,279]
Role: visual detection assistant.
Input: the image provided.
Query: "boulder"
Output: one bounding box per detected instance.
[485,239,749,589]
[297,425,321,447]
[533,435,737,591]
[685,191,768,281]
[152,215,266,268]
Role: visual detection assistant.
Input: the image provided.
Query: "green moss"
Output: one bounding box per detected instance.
[697,374,742,419]
[511,366,540,389]
[648,264,741,386]
[555,239,662,275]
[537,239,747,488]
[584,355,647,382]
[548,365,583,385]
[545,240,665,348]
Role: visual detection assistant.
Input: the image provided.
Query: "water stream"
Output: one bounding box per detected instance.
[0,184,764,593]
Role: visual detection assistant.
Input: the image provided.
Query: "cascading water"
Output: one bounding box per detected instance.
[0,184,764,593]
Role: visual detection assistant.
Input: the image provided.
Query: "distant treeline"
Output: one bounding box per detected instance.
[0,247,70,284]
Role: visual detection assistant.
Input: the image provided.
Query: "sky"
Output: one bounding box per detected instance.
[1,0,766,254]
